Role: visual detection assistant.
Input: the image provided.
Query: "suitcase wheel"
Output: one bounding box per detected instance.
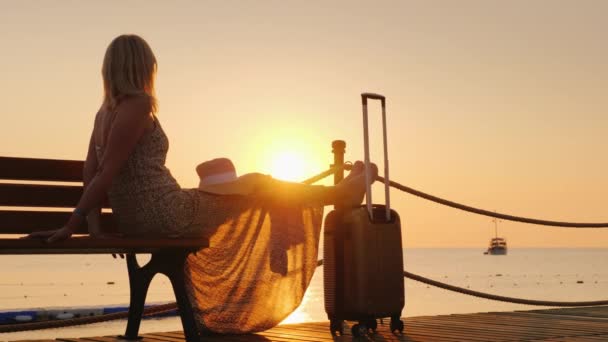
[351,323,367,337]
[365,318,378,333]
[390,316,404,333]
[329,319,343,336]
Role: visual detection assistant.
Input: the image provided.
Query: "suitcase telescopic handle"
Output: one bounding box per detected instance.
[361,92,391,222]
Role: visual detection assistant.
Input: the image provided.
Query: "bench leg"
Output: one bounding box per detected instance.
[120,251,201,341]
[121,254,156,340]
[167,255,200,342]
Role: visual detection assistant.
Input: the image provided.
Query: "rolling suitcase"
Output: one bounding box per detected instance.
[323,93,405,337]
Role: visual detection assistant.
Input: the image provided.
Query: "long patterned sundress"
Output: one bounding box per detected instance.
[96,116,324,333]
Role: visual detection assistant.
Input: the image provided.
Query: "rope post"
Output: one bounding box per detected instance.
[332,140,346,210]
[332,140,346,185]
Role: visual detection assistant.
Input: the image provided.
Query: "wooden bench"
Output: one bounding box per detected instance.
[0,156,208,341]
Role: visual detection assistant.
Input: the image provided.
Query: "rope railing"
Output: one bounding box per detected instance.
[311,164,608,227]
[315,260,608,307]
[382,176,608,228]
[302,167,342,185]
[401,270,608,307]
[310,167,608,306]
[314,164,608,228]
[311,163,608,227]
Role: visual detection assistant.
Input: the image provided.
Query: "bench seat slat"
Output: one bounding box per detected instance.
[0,157,83,182]
[0,248,167,254]
[0,237,208,255]
[0,210,116,234]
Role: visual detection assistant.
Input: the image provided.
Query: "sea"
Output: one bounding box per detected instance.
[1,248,607,341]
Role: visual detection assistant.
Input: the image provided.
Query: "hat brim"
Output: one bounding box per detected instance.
[198,173,270,195]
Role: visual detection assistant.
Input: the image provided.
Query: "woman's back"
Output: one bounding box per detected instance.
[94,107,196,236]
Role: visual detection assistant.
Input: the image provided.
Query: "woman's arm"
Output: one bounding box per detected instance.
[83,129,103,236]
[28,97,153,242]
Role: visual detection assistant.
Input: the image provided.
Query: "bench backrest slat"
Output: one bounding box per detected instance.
[1,156,116,235]
[0,157,83,182]
[0,237,206,254]
[0,210,116,234]
[0,183,110,208]
[0,156,210,253]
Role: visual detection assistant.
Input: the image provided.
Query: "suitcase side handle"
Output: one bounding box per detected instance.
[361,92,391,222]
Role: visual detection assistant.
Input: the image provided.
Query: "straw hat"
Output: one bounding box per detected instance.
[197,158,266,195]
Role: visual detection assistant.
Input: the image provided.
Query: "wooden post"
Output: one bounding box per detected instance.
[332,140,346,186]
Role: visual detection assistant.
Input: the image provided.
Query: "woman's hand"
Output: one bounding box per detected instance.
[86,210,104,237]
[25,226,75,243]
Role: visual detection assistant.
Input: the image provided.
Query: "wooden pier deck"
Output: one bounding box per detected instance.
[10,306,608,342]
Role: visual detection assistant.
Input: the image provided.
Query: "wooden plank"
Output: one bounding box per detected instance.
[141,333,187,342]
[101,338,163,342]
[0,236,208,254]
[196,334,270,342]
[492,311,608,327]
[258,330,334,342]
[383,319,507,341]
[532,337,608,342]
[0,184,110,208]
[268,325,339,338]
[272,322,408,342]
[0,157,83,182]
[424,313,608,332]
[405,318,578,340]
[322,318,517,341]
[78,337,123,342]
[398,323,516,341]
[246,334,307,342]
[411,312,608,337]
[0,211,116,234]
[524,306,608,319]
[151,331,183,338]
[281,322,399,341]
[104,337,174,342]
[290,321,462,342]
[427,318,603,337]
[407,315,553,338]
[493,311,608,328]
[413,311,608,328]
[431,312,608,334]
[273,323,374,339]
[13,306,608,342]
[0,184,82,208]
[497,310,608,322]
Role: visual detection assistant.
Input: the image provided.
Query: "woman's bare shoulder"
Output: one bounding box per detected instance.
[116,95,153,118]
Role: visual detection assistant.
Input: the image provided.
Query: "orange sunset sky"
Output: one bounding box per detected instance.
[1,1,607,247]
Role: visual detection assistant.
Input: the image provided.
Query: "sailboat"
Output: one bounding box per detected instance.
[484,216,507,255]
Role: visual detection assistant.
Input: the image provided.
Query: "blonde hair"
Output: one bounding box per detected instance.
[102,34,158,114]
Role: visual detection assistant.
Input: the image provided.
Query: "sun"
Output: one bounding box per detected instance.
[269,151,309,182]
[244,127,328,183]
[262,142,326,183]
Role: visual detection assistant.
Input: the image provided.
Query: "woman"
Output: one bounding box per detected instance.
[29,34,376,333]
